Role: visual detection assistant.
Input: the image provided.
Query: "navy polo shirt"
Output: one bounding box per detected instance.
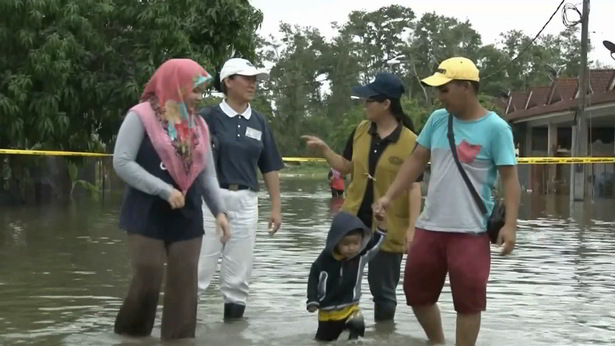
[343,122,423,228]
[199,101,284,192]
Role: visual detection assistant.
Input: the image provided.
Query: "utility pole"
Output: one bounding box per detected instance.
[570,0,590,203]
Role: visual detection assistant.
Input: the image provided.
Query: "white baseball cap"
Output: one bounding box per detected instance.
[219,58,269,81]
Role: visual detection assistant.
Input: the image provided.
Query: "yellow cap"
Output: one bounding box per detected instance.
[421,57,480,87]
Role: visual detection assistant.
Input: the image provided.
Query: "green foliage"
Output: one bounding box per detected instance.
[0,0,263,152]
[2,2,599,175]
[1,0,263,203]
[255,6,593,157]
[67,161,100,200]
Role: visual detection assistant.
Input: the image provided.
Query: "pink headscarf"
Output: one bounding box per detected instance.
[135,59,213,193]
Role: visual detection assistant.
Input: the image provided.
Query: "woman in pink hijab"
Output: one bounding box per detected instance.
[112,59,230,340]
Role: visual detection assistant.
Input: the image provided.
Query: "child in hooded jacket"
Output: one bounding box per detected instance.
[306,211,388,341]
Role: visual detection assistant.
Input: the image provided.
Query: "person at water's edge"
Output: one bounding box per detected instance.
[328,168,345,197]
[302,72,422,322]
[373,57,521,346]
[197,58,284,320]
[112,59,230,340]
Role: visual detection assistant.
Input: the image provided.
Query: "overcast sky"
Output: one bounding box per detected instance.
[249,0,615,67]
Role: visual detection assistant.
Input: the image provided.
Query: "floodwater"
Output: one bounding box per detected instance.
[1,177,614,345]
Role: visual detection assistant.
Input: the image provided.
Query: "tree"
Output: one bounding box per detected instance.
[340,5,416,82]
[260,24,328,155]
[0,0,263,203]
[406,13,483,104]
[320,28,361,122]
[0,0,262,152]
[3,2,605,195]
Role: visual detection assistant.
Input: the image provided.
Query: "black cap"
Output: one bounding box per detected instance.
[352,72,406,99]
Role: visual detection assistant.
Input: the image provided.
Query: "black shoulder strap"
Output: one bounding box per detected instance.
[447,114,487,215]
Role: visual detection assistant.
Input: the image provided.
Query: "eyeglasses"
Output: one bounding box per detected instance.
[365,97,387,103]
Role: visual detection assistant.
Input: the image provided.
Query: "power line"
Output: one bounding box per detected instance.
[562,3,582,27]
[483,0,567,80]
[231,1,573,91]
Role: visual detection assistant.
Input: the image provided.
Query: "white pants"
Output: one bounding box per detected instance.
[197,189,258,305]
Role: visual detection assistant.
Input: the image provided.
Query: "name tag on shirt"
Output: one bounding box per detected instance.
[245,127,262,141]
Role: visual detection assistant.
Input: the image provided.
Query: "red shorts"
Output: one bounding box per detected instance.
[404,228,491,314]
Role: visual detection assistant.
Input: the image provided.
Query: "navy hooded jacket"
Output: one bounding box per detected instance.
[306,211,387,312]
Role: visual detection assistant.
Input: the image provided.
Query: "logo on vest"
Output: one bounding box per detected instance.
[388,156,403,165]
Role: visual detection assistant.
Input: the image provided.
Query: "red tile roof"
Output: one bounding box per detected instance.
[526,86,551,108]
[506,92,615,121]
[589,69,615,93]
[504,69,615,122]
[507,91,530,114]
[548,78,577,104]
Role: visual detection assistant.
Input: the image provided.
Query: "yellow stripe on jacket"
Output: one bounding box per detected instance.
[319,304,360,322]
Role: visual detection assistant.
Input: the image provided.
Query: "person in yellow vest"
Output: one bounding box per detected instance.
[301,72,422,322]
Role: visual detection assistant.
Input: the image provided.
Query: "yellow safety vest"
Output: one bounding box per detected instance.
[342,120,418,253]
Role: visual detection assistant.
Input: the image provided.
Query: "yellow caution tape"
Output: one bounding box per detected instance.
[0,149,614,165]
[284,157,615,164]
[282,157,327,163]
[516,157,615,164]
[0,149,328,162]
[0,149,112,157]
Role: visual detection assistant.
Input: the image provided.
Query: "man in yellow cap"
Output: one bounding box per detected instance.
[373,57,520,346]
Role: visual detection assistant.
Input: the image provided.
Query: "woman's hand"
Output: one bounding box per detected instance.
[268,209,282,235]
[301,135,330,156]
[167,189,185,209]
[216,212,231,244]
[372,195,391,219]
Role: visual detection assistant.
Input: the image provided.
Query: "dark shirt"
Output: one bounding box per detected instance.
[199,102,284,192]
[342,122,423,228]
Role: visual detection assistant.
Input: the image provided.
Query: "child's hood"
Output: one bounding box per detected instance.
[324,211,372,256]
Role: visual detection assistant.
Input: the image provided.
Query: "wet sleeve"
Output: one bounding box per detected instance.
[198,141,225,216]
[307,259,321,310]
[112,111,173,200]
[491,122,517,166]
[342,128,356,161]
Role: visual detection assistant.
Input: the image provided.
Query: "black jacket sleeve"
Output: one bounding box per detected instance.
[363,228,387,261]
[306,259,321,310]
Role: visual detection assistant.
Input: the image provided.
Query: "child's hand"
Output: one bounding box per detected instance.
[307,306,318,313]
[375,213,388,231]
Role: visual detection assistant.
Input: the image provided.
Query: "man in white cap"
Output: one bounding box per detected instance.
[373,57,520,345]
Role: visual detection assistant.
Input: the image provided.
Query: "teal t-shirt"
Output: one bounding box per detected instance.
[416,108,516,233]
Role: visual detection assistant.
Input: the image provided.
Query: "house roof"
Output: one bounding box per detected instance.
[547,78,577,104]
[589,69,615,93]
[526,86,551,108]
[506,91,530,114]
[504,69,615,122]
